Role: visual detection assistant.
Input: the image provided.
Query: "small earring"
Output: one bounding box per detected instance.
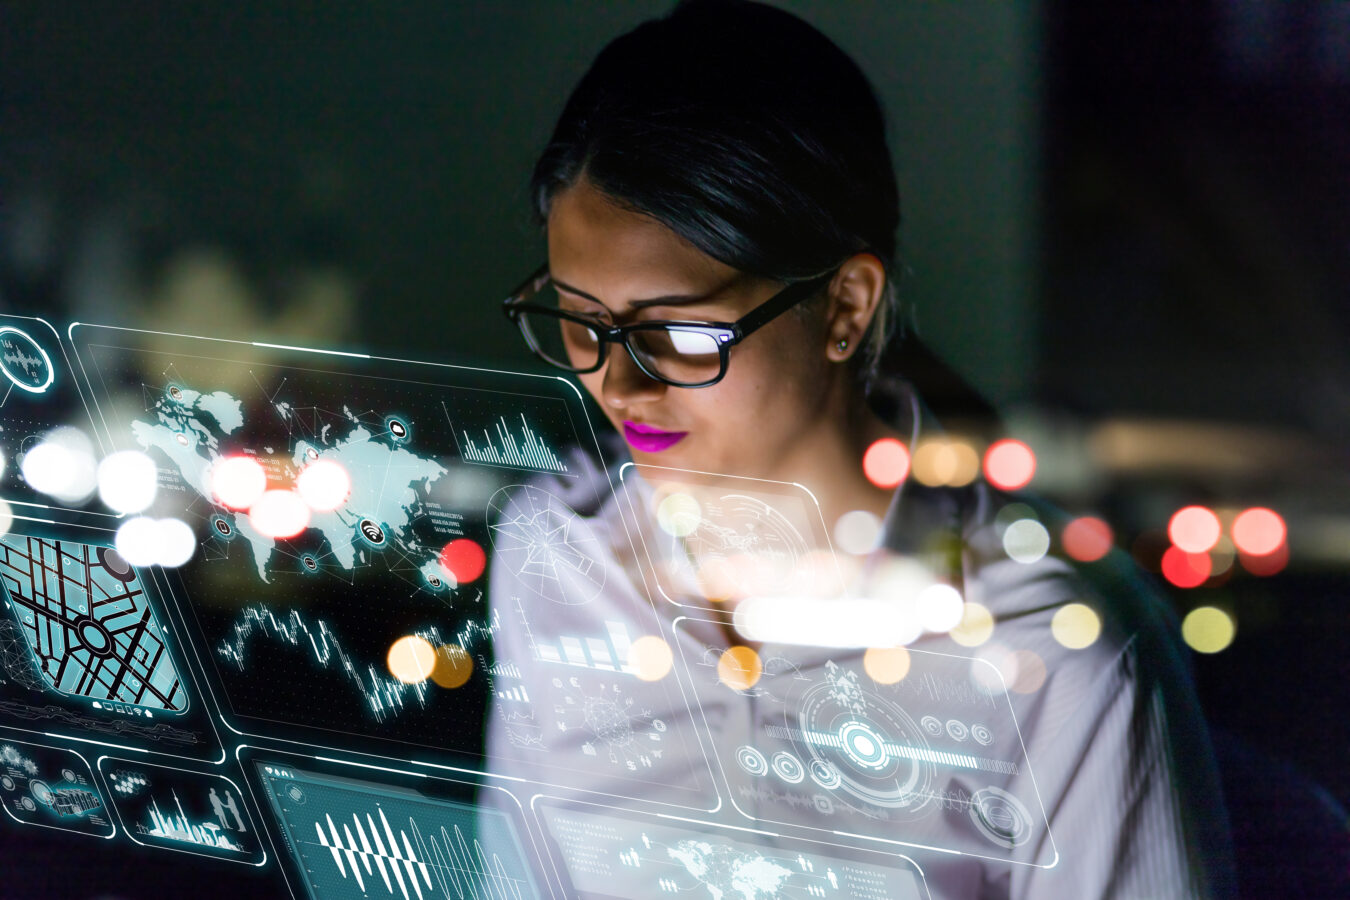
[835,338,849,353]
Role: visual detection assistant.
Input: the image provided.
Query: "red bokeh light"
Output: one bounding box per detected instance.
[983,439,1037,491]
[1239,541,1289,577]
[1231,507,1286,557]
[1161,546,1212,588]
[1168,506,1221,554]
[1062,516,1114,563]
[440,538,486,585]
[210,456,267,510]
[862,438,910,489]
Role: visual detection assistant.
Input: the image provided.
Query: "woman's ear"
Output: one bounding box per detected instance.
[824,253,887,362]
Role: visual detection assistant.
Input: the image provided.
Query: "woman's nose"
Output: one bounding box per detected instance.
[601,344,667,409]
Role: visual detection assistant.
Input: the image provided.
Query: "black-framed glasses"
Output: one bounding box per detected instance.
[502,264,835,388]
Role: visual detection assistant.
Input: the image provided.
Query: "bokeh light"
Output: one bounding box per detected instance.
[1168,505,1221,554]
[114,516,163,567]
[627,635,675,682]
[1232,507,1286,557]
[249,489,311,538]
[156,518,196,568]
[834,509,882,555]
[21,428,98,503]
[1181,606,1236,654]
[916,583,964,633]
[1051,602,1102,649]
[983,438,1037,491]
[863,646,911,684]
[656,491,702,538]
[296,459,350,512]
[1062,516,1114,563]
[1002,519,1051,564]
[948,602,995,647]
[211,456,267,510]
[440,538,486,585]
[862,437,910,489]
[1239,541,1289,577]
[717,645,762,691]
[387,635,436,684]
[431,645,474,688]
[96,450,158,514]
[972,642,1018,695]
[912,438,980,487]
[1161,546,1212,588]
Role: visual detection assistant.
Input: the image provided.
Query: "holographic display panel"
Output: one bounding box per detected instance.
[70,325,710,803]
[534,797,929,900]
[0,737,114,838]
[253,758,543,900]
[674,615,1056,866]
[98,756,266,865]
[0,535,187,712]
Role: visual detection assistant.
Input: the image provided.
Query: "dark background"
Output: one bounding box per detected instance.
[2,1,1347,896]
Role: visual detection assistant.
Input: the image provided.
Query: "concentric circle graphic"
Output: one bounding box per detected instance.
[736,745,768,777]
[771,751,805,784]
[969,786,1034,849]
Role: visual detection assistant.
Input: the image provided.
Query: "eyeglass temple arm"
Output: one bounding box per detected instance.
[503,264,551,310]
[730,272,835,339]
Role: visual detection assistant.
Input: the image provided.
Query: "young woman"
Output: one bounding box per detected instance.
[487,2,1234,896]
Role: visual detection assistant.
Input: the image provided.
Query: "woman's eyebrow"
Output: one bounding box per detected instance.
[551,278,712,310]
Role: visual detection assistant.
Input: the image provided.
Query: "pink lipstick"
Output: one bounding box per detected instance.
[623,420,688,453]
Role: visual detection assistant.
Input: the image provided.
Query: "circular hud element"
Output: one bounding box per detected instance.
[969,786,1034,849]
[736,745,768,777]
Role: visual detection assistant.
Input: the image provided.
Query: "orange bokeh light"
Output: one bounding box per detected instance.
[983,439,1037,491]
[1231,507,1286,557]
[1161,545,1212,588]
[862,438,910,489]
[1168,506,1221,554]
[1062,516,1114,563]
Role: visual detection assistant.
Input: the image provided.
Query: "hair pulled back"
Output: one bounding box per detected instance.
[530,0,903,382]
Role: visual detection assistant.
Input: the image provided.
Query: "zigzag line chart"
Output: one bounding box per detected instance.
[313,806,528,900]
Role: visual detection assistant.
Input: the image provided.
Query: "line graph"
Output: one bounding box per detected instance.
[258,764,539,900]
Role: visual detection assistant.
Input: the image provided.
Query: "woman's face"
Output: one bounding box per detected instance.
[546,177,849,481]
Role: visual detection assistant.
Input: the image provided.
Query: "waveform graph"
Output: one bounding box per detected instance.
[458,414,569,474]
[0,324,55,394]
[487,486,606,606]
[256,762,542,900]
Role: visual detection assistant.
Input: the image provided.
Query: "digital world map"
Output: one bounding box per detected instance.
[131,386,449,586]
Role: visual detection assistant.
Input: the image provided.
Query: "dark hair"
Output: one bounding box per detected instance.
[530,0,903,383]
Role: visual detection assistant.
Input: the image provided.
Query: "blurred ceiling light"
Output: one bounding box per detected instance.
[1062,516,1114,563]
[834,509,882,555]
[1181,606,1236,654]
[1162,546,1212,588]
[1231,507,1286,556]
[1003,519,1051,564]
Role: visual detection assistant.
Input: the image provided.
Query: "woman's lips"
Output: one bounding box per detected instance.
[623,420,688,453]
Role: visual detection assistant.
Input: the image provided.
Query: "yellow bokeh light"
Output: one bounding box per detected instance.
[1051,603,1102,650]
[912,438,980,488]
[717,645,763,691]
[1182,606,1236,654]
[863,647,911,684]
[431,644,474,689]
[627,635,675,682]
[948,602,995,647]
[656,491,702,538]
[387,635,436,685]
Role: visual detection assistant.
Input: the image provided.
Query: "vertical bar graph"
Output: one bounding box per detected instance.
[458,413,569,474]
[531,621,635,674]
